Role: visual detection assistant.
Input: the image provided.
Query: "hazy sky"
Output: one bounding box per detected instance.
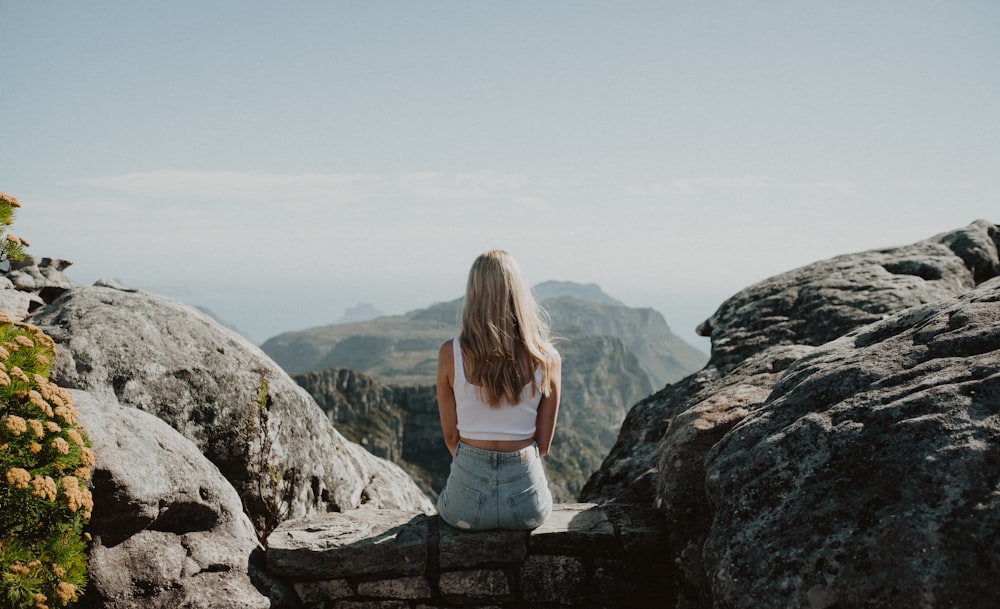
[2,2,998,349]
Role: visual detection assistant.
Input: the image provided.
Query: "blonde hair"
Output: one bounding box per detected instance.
[459,250,554,407]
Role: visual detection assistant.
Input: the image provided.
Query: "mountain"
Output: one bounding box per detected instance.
[335,302,385,324]
[261,282,707,388]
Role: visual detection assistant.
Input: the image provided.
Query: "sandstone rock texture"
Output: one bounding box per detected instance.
[582,220,1000,609]
[28,286,433,533]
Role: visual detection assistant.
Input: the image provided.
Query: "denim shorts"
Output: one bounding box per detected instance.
[437,442,553,531]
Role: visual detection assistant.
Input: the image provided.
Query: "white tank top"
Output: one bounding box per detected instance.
[453,338,544,441]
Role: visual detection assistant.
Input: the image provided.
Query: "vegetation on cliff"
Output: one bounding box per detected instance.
[0,193,93,609]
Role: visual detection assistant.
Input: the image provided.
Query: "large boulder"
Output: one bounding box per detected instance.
[580,220,1000,608]
[703,277,1000,608]
[72,390,271,609]
[28,285,433,536]
[697,219,1000,372]
[582,220,999,506]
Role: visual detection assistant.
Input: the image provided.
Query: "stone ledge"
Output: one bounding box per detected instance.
[266,503,671,608]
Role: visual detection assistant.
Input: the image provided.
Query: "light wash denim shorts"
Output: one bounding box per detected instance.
[437,441,553,531]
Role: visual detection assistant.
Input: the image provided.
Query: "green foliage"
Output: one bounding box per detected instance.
[0,193,27,265]
[0,193,92,609]
[0,320,94,608]
[240,368,298,545]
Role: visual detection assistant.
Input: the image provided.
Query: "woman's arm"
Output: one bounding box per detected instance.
[437,339,460,456]
[534,350,561,457]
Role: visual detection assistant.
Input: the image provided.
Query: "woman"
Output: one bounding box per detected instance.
[436,249,561,531]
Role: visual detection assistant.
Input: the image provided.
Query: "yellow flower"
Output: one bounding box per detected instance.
[14,335,34,348]
[9,366,29,382]
[74,466,92,481]
[51,437,70,455]
[53,582,75,603]
[52,566,66,577]
[0,346,9,360]
[66,428,84,446]
[8,563,30,575]
[18,237,30,247]
[30,475,56,501]
[35,353,49,366]
[32,592,48,609]
[6,467,31,489]
[46,421,61,433]
[28,419,44,438]
[29,442,42,454]
[0,191,21,208]
[26,561,41,569]
[79,447,95,468]
[0,371,10,387]
[5,234,18,244]
[54,405,78,425]
[4,415,27,435]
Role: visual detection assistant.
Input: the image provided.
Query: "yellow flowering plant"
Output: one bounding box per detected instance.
[1,193,92,609]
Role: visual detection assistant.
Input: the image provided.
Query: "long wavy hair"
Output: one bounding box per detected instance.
[459,250,554,408]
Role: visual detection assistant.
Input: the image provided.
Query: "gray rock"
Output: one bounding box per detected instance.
[266,510,430,580]
[702,277,1000,608]
[582,220,999,508]
[0,286,40,321]
[93,277,138,292]
[72,390,269,609]
[438,570,511,604]
[581,220,1000,608]
[28,286,433,535]
[5,254,76,301]
[697,219,999,372]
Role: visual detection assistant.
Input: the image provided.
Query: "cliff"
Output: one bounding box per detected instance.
[582,219,1000,608]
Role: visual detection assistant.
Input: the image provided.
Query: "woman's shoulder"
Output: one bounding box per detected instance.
[439,337,456,358]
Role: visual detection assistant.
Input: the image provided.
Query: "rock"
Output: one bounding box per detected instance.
[0,286,40,321]
[582,221,999,507]
[72,390,270,609]
[27,285,433,537]
[93,277,138,292]
[581,220,1000,608]
[702,277,1000,608]
[698,219,999,372]
[266,510,430,580]
[5,254,76,305]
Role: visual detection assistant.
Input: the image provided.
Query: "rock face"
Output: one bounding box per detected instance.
[72,390,270,609]
[703,277,1000,609]
[582,220,1000,608]
[28,285,433,535]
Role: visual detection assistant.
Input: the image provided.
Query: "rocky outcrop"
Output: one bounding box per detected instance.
[28,286,433,533]
[72,390,272,609]
[582,220,1000,608]
[701,276,1000,608]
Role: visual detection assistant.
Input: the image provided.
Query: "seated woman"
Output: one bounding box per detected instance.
[436,249,561,531]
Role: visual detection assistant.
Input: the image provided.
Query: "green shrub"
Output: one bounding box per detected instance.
[0,192,93,609]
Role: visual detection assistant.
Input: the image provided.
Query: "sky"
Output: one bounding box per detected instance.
[2,2,998,350]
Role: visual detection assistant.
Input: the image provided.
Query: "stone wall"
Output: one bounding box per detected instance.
[266,503,671,608]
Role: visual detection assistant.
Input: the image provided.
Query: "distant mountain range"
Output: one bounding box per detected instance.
[262,281,708,500]
[264,280,707,387]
